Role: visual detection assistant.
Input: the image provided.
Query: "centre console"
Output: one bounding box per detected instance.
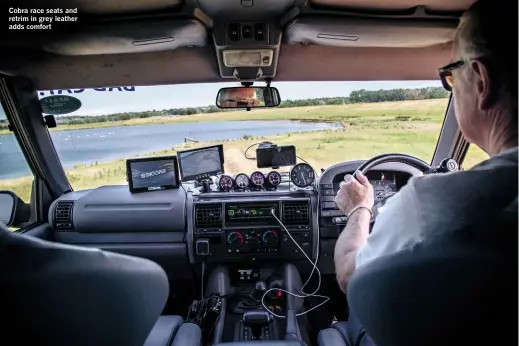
[188,191,317,264]
[204,264,307,344]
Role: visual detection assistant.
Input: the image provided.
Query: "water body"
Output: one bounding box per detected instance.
[0,120,340,179]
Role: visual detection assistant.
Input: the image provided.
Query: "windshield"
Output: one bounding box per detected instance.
[2,81,459,196]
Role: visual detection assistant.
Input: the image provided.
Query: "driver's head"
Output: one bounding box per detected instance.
[220,87,259,107]
[446,0,517,155]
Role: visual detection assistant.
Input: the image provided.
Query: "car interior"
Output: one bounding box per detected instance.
[0,0,516,346]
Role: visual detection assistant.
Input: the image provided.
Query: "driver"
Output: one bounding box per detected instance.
[332,1,517,344]
[219,87,260,108]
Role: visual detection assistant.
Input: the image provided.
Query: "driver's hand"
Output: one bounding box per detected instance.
[334,171,374,215]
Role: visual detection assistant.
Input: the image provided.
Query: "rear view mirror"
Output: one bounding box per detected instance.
[0,191,16,227]
[216,87,281,109]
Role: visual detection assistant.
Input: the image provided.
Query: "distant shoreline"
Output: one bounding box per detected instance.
[0,99,446,136]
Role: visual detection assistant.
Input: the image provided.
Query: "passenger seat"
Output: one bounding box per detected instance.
[0,225,202,346]
[145,315,201,346]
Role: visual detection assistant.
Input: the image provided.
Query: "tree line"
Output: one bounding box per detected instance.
[0,87,448,129]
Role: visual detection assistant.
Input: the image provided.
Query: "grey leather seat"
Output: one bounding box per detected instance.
[318,197,517,346]
[145,315,202,346]
[0,225,201,346]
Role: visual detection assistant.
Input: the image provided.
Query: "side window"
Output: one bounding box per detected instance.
[462,144,489,169]
[0,103,35,229]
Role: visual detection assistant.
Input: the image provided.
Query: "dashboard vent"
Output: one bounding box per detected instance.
[195,204,222,228]
[54,201,74,230]
[282,202,309,225]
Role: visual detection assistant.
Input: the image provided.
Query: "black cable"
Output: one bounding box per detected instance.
[297,155,310,165]
[201,261,205,299]
[244,142,263,160]
[180,183,188,196]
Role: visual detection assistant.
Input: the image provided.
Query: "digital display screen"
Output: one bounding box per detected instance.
[126,156,179,193]
[178,145,225,181]
[256,145,296,168]
[225,203,279,226]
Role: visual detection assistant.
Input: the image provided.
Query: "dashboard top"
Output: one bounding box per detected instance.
[49,159,419,235]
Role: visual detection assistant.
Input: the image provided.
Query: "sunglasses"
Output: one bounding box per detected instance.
[438,60,465,91]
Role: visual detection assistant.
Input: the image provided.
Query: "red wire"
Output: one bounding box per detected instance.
[208,316,220,336]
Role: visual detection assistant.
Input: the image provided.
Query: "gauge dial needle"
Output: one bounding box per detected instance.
[301,172,306,184]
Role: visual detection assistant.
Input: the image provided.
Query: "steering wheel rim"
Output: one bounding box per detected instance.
[354,153,432,178]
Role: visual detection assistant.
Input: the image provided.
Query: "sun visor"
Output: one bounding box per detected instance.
[284,16,456,48]
[41,19,207,55]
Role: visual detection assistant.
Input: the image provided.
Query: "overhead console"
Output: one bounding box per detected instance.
[213,21,282,80]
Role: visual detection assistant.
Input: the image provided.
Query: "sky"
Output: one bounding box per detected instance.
[1,80,442,118]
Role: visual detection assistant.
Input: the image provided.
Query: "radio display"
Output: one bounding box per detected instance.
[225,203,279,226]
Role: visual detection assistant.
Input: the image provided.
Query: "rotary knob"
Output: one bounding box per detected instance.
[262,230,279,246]
[227,231,243,244]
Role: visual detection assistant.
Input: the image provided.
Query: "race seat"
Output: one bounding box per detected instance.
[318,198,517,346]
[0,224,201,346]
[145,315,201,346]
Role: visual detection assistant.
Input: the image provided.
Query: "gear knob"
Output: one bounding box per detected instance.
[243,310,272,325]
[253,280,267,301]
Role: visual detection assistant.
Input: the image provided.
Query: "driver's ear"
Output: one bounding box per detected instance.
[471,59,497,110]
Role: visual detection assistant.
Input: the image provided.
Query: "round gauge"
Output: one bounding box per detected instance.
[250,171,265,187]
[218,175,234,191]
[266,171,282,187]
[290,163,315,187]
[371,180,396,201]
[234,173,250,189]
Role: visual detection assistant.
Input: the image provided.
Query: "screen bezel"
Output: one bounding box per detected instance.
[126,155,180,193]
[177,144,225,182]
[256,145,296,168]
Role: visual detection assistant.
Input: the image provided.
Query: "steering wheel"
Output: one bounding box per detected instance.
[352,153,458,221]
[354,153,434,178]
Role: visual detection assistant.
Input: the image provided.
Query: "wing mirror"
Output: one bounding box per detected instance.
[216,87,281,109]
[0,191,30,228]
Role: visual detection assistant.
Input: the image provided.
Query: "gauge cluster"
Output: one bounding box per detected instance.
[217,164,315,192]
[218,171,283,192]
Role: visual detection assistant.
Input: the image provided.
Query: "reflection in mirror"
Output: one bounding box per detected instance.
[0,191,15,227]
[216,87,281,109]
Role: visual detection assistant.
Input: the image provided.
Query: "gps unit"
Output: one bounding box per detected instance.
[126,155,180,193]
[178,144,225,181]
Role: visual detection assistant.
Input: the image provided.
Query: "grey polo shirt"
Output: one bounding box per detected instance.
[356,146,518,269]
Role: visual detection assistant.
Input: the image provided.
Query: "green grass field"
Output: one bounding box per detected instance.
[1,99,489,202]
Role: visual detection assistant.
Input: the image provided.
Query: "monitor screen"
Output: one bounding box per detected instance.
[126,156,180,193]
[178,145,225,181]
[256,145,296,168]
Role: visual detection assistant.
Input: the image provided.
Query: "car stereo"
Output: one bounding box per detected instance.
[225,203,279,226]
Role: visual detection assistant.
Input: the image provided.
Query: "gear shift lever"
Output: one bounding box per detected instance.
[253,281,267,301]
[243,310,272,341]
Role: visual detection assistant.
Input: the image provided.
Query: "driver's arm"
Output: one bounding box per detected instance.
[333,171,373,292]
[334,174,422,292]
[334,208,371,292]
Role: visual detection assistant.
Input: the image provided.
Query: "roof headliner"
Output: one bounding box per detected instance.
[1,0,472,88]
[10,0,474,15]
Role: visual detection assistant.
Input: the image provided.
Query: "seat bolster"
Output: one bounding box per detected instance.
[318,328,349,346]
[170,322,202,346]
[144,315,184,346]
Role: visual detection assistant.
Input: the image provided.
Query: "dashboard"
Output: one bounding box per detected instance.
[48,156,419,276]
